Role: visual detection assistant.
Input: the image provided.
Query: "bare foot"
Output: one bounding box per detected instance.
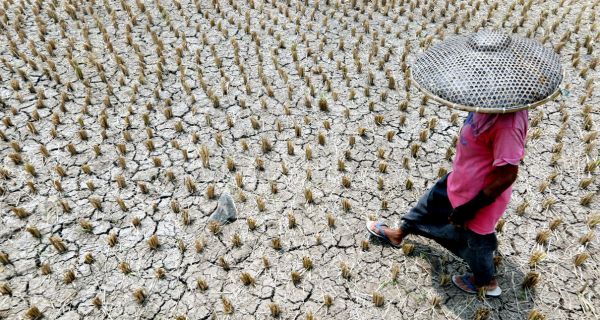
[366,221,406,246]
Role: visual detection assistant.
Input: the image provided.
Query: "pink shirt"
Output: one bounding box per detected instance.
[447,110,528,235]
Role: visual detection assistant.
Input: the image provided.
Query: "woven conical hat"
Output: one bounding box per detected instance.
[410,30,563,113]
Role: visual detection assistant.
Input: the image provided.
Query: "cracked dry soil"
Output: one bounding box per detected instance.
[0,0,598,319]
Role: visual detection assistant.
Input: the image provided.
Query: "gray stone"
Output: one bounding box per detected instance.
[208,192,237,224]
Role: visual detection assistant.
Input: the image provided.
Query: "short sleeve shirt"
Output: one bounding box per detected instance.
[447,110,528,235]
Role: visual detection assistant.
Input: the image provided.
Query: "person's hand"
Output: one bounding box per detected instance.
[448,191,495,227]
[448,205,476,227]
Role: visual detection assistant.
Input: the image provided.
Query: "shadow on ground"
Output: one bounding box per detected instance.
[369,234,535,320]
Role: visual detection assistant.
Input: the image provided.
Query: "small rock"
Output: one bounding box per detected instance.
[208,192,237,224]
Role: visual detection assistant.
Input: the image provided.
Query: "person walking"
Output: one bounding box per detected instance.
[366,30,563,297]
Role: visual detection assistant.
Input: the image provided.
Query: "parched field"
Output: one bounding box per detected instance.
[0,0,598,319]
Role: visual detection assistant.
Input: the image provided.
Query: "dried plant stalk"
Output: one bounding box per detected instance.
[521,271,540,289]
[516,201,528,215]
[271,237,282,250]
[574,252,590,267]
[304,188,314,203]
[535,230,551,246]
[342,176,352,188]
[240,272,255,286]
[181,210,191,226]
[291,271,301,285]
[63,270,76,284]
[340,262,351,279]
[440,274,451,286]
[133,289,146,304]
[25,306,42,319]
[199,145,210,167]
[288,213,297,229]
[89,197,102,211]
[221,297,234,314]
[79,219,93,232]
[579,231,595,245]
[262,256,271,269]
[527,310,545,320]
[580,193,594,206]
[357,237,369,250]
[529,250,546,267]
[235,173,244,188]
[147,234,160,250]
[341,198,351,212]
[327,213,336,228]
[372,292,384,307]
[548,217,562,231]
[40,263,51,275]
[231,233,242,247]
[26,226,41,238]
[269,303,281,317]
[195,239,205,253]
[84,253,94,264]
[256,197,266,211]
[0,252,9,265]
[430,295,442,308]
[49,236,67,253]
[323,294,333,307]
[119,262,132,274]
[107,233,118,247]
[247,218,257,231]
[206,184,216,199]
[92,297,102,309]
[588,213,600,227]
[402,243,415,255]
[12,207,30,219]
[219,256,230,271]
[184,177,197,193]
[474,308,491,320]
[197,278,208,291]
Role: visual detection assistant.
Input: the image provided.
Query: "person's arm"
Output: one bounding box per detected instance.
[448,164,518,226]
[481,164,518,198]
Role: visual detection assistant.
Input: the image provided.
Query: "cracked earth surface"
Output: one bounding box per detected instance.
[0,0,598,319]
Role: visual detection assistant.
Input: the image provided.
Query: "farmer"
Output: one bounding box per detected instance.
[366,30,563,297]
[367,111,527,297]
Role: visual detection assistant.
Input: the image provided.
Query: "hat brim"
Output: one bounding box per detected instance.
[409,67,562,114]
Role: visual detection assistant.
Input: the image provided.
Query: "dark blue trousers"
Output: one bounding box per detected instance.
[400,175,498,286]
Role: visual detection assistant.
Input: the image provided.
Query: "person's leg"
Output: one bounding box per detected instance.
[399,174,469,253]
[451,231,500,296]
[367,176,444,245]
[408,185,499,288]
[368,175,462,247]
[401,175,454,228]
[461,231,498,286]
